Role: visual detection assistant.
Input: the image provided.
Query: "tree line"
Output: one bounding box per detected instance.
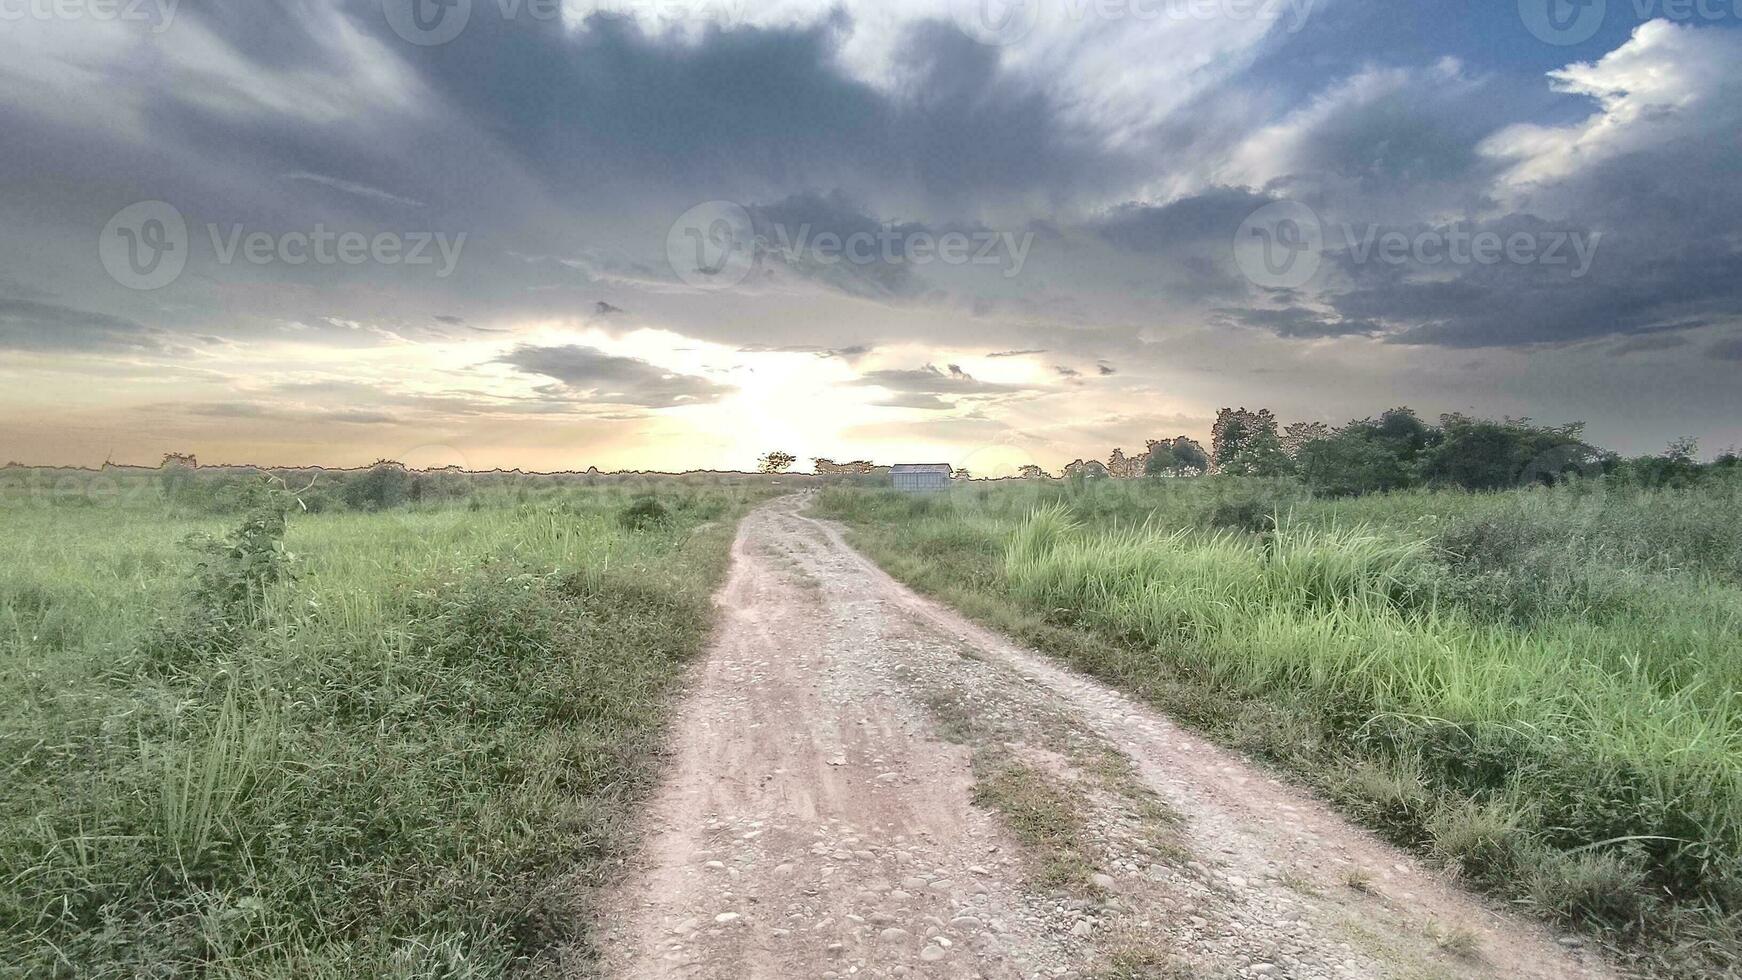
[1057,407,1738,495]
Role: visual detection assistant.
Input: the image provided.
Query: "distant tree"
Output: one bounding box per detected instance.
[1062,459,1110,480]
[1296,407,1439,496]
[1212,408,1292,476]
[1618,437,1705,488]
[1107,448,1144,479]
[1298,428,1416,496]
[1280,422,1331,459]
[343,459,412,510]
[758,451,797,474]
[1018,464,1051,480]
[159,452,201,501]
[1664,437,1700,465]
[1141,437,1208,477]
[951,467,973,481]
[1420,415,1594,491]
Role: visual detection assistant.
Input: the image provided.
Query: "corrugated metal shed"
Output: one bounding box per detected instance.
[891,463,951,492]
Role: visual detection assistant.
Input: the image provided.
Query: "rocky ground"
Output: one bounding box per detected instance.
[594,496,1618,979]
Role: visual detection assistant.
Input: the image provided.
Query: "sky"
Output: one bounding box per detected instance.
[2,0,1739,474]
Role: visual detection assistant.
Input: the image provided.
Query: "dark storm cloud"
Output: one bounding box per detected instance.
[497,344,732,407]
[594,301,627,316]
[1095,189,1274,254]
[381,14,1124,212]
[1215,307,1382,340]
[746,192,929,300]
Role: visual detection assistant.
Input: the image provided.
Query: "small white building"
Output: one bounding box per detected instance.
[891,463,952,492]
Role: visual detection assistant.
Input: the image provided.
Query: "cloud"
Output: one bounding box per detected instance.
[497,344,733,408]
[854,363,1023,396]
[0,299,170,353]
[184,402,402,425]
[988,349,1048,358]
[1215,306,1383,340]
[594,301,627,316]
[1609,334,1691,357]
[1708,337,1742,362]
[282,172,426,209]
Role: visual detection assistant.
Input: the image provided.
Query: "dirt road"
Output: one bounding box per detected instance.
[598,496,1617,979]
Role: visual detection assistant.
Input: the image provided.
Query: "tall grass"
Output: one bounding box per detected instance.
[0,476,769,977]
[817,473,1742,976]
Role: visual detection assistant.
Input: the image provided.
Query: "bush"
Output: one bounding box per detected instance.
[617,495,673,531]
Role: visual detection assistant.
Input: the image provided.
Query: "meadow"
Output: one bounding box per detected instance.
[815,474,1742,977]
[0,467,777,978]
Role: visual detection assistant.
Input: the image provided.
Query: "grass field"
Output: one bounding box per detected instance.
[815,474,1742,977]
[0,471,771,978]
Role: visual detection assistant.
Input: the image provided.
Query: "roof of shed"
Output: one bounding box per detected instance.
[890,463,952,474]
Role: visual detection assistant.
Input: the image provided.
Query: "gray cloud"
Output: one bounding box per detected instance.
[1609,334,1692,357]
[0,299,170,353]
[497,344,733,407]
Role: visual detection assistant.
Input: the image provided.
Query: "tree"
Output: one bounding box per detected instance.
[1107,448,1143,479]
[1212,408,1291,475]
[343,460,412,510]
[1280,422,1330,459]
[951,467,973,480]
[1062,459,1109,480]
[1018,464,1051,480]
[1143,437,1208,477]
[1420,415,1594,491]
[1295,408,1437,496]
[758,451,797,474]
[1298,428,1416,496]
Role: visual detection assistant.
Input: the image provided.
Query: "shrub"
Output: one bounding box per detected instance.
[617,495,673,531]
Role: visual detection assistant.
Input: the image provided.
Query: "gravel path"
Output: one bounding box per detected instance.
[596,495,1619,979]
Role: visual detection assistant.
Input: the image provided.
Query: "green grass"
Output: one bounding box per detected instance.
[0,473,770,978]
[814,473,1742,977]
